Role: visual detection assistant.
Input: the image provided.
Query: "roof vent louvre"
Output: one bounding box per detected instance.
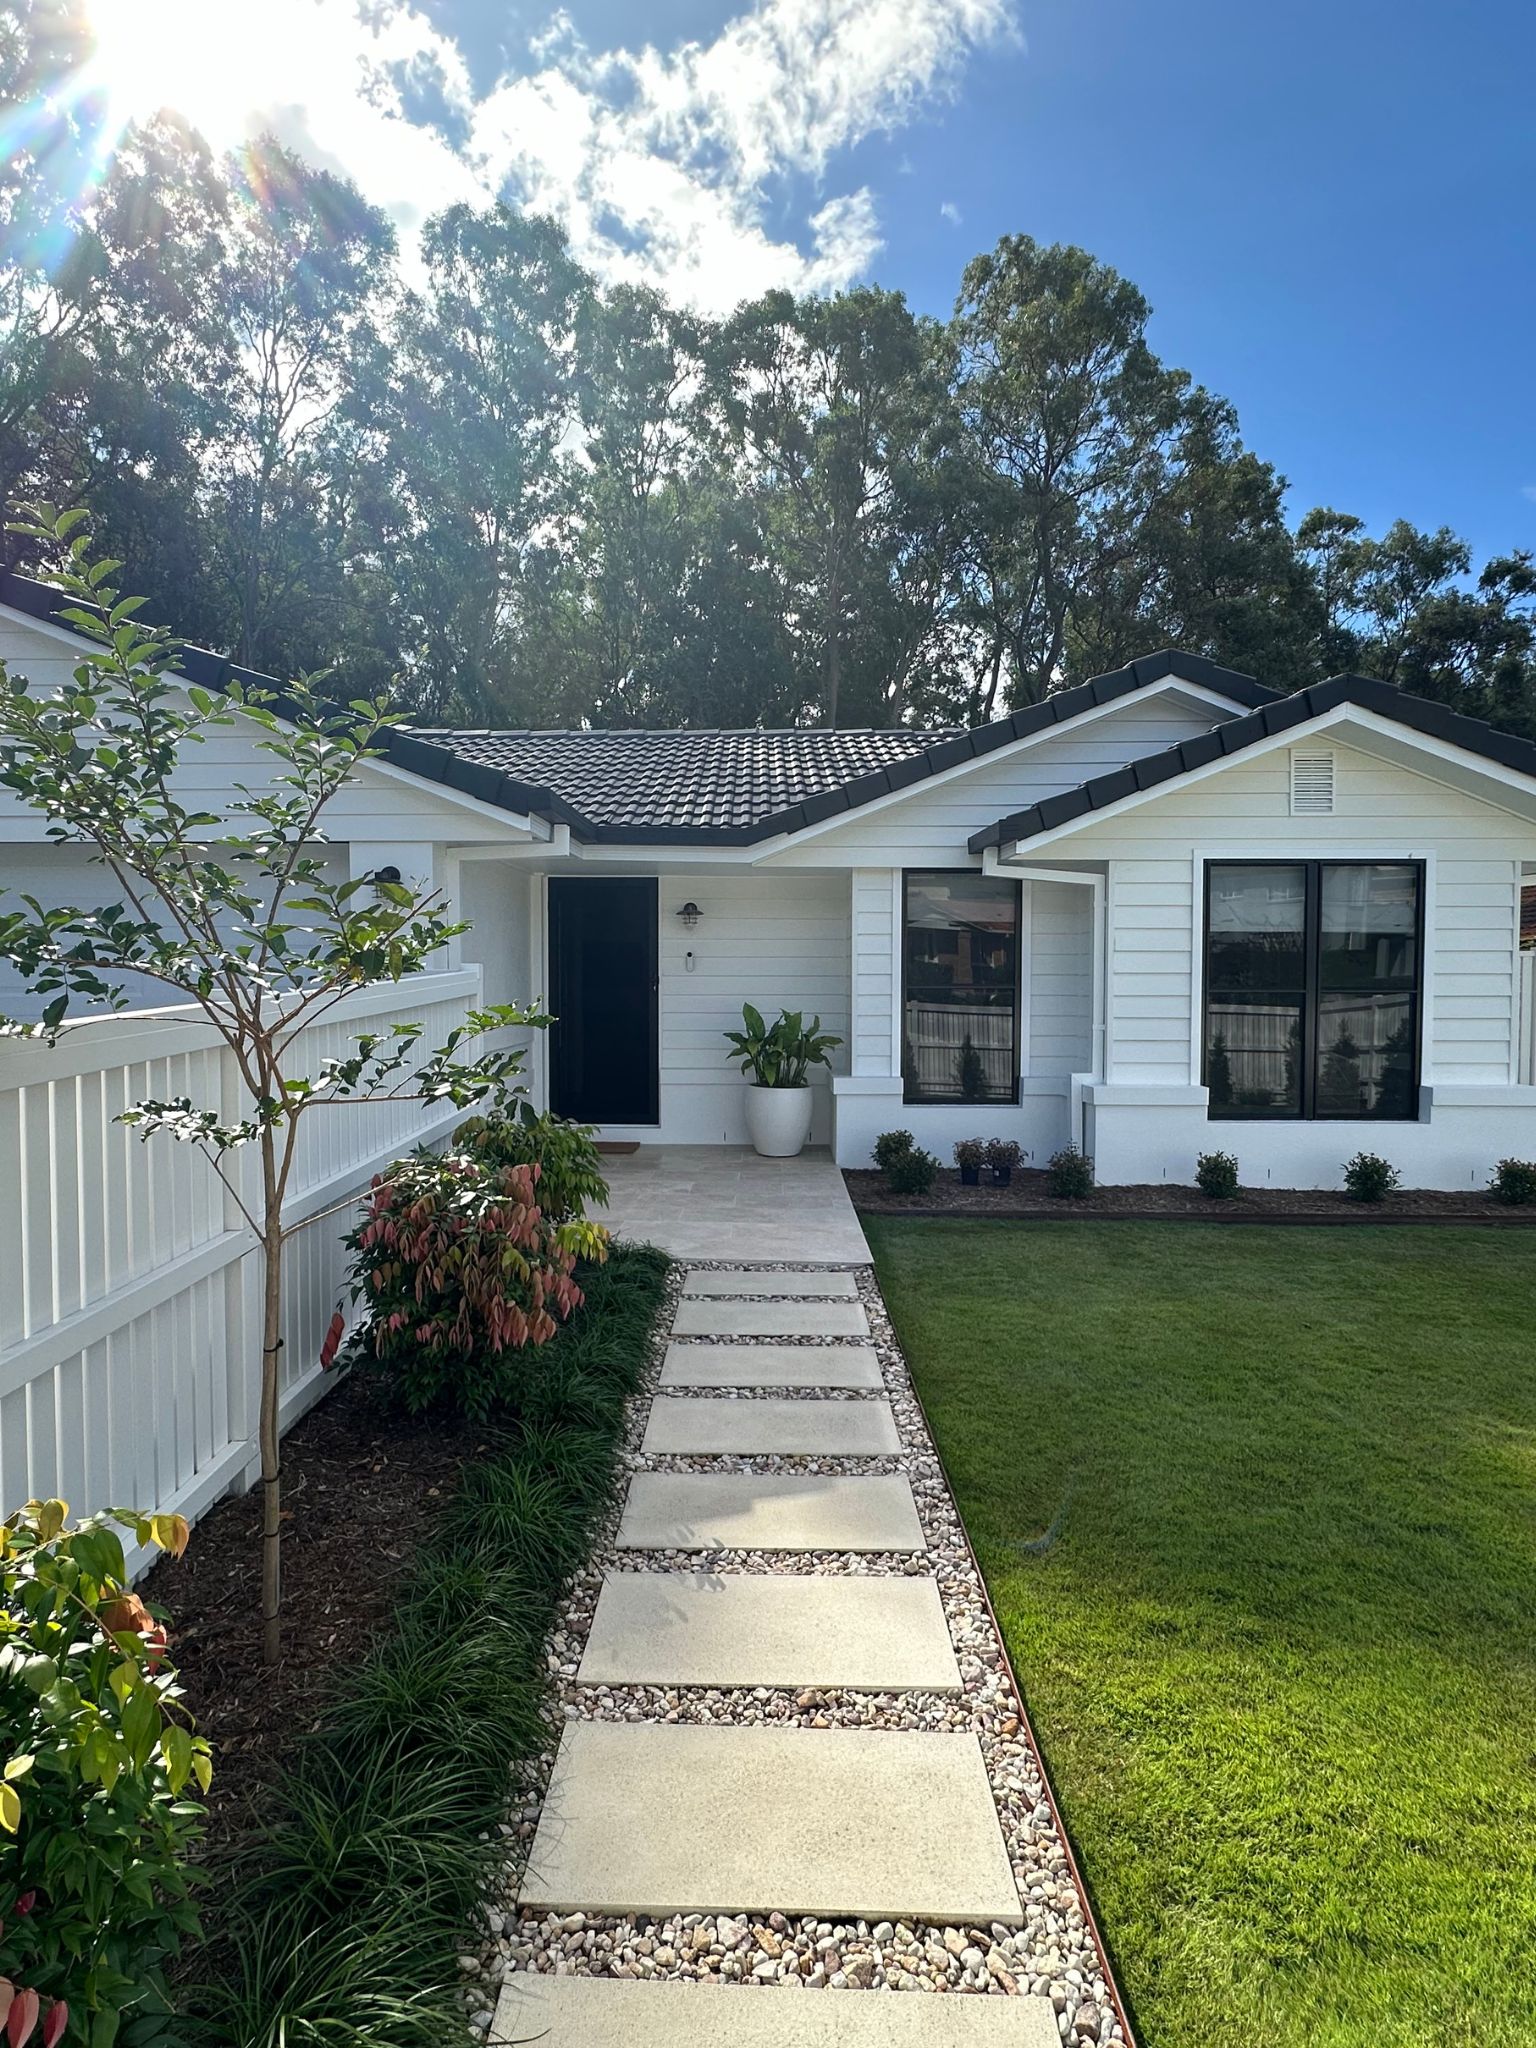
[1290,747,1335,815]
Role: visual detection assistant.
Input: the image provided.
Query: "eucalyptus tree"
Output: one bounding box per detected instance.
[383,204,590,724]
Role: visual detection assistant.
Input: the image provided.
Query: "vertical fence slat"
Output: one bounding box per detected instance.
[0,972,479,1549]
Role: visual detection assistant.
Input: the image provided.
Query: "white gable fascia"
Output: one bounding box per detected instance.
[744,678,1250,864]
[0,601,113,655]
[990,703,1536,860]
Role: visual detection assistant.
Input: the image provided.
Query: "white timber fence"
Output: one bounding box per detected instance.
[0,967,483,1565]
[1522,951,1536,1085]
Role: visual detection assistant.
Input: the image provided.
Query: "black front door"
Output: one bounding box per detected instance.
[548,878,659,1125]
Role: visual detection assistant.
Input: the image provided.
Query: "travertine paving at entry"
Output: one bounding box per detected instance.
[671,1297,871,1339]
[641,1395,900,1456]
[577,1571,963,1691]
[682,1268,858,1298]
[659,1342,883,1389]
[493,1974,1062,2047]
[518,1721,1022,1924]
[616,1471,926,1553]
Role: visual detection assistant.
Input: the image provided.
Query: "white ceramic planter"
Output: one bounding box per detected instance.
[744,1083,814,1158]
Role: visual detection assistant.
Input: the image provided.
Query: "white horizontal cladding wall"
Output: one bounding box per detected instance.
[1076,742,1529,1087]
[772,692,1231,868]
[0,610,530,850]
[0,970,479,1556]
[832,1075,1072,1170]
[1083,1081,1536,1190]
[622,873,852,1145]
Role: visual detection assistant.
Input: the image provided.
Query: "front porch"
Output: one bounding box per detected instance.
[590,1144,871,1265]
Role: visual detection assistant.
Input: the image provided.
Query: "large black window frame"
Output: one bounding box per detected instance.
[901,869,1023,1107]
[1202,859,1425,1122]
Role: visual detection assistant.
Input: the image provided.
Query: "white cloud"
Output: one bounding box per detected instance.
[93,0,1015,310]
[940,199,963,225]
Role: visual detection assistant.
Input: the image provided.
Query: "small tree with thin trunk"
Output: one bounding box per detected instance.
[0,507,545,1663]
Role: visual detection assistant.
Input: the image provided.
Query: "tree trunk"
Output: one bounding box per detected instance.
[259,1135,284,1665]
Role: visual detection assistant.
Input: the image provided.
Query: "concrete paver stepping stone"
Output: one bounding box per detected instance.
[671,1299,870,1339]
[660,1343,883,1390]
[493,1973,1060,2046]
[577,1571,962,1691]
[642,1396,899,1457]
[683,1268,858,1298]
[518,1721,1021,1923]
[616,1472,925,1554]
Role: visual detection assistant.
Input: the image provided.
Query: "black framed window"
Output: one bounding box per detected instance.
[902,871,1021,1104]
[1204,861,1422,1120]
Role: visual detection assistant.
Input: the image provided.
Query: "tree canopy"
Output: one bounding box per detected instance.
[4,9,1530,733]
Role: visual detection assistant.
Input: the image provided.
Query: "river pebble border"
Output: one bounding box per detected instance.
[464,1260,1125,2048]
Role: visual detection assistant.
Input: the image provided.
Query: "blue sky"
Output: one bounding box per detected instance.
[94,0,1533,564]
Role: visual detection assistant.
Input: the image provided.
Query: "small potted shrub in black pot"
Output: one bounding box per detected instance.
[985,1136,1022,1187]
[954,1136,985,1187]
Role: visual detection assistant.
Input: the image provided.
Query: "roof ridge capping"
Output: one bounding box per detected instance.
[968,672,1536,853]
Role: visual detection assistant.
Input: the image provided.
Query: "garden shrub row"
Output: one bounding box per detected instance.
[189,1240,671,2048]
[876,1130,1536,1206]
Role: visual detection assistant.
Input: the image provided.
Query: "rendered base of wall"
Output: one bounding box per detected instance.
[592,1076,835,1150]
[1083,1081,1536,1191]
[831,1073,1072,1169]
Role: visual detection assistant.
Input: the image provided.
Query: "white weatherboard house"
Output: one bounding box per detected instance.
[5,569,1536,1196]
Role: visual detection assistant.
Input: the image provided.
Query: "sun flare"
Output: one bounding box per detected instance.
[83,0,278,150]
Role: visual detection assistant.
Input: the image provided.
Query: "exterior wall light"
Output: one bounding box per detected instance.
[677,900,702,928]
[371,865,403,886]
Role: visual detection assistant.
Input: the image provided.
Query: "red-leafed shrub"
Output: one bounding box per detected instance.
[346,1153,608,1418]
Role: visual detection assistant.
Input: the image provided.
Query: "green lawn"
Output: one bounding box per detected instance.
[866,1219,1536,2048]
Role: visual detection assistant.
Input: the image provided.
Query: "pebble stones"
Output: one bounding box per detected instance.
[461,1260,1125,2047]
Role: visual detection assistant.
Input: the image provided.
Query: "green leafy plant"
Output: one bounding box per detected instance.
[723,1004,842,1088]
[1047,1144,1095,1198]
[1489,1158,1536,1206]
[985,1137,1022,1179]
[887,1146,940,1196]
[953,1136,985,1182]
[0,511,543,1662]
[872,1130,914,1172]
[346,1151,608,1419]
[194,1246,670,2048]
[1,1500,209,2045]
[1195,1150,1241,1199]
[1343,1152,1400,1203]
[454,1102,609,1221]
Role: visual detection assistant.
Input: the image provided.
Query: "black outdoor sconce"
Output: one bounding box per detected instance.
[676,900,702,928]
[371,865,402,886]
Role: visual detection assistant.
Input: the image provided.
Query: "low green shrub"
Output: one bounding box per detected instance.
[872,1130,914,1172]
[1343,1151,1400,1202]
[193,1245,671,2048]
[1195,1150,1241,1199]
[887,1147,939,1196]
[1,1500,209,2046]
[346,1152,608,1419]
[1047,1145,1095,1199]
[1489,1157,1536,1206]
[453,1104,608,1222]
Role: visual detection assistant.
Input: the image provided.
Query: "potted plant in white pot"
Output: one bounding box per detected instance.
[724,1004,843,1158]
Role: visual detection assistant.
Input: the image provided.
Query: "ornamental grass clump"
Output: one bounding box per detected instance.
[1,1500,209,2046]
[346,1152,609,1418]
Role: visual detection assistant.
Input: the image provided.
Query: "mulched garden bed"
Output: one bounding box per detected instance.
[845,1165,1536,1223]
[142,1374,484,1858]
